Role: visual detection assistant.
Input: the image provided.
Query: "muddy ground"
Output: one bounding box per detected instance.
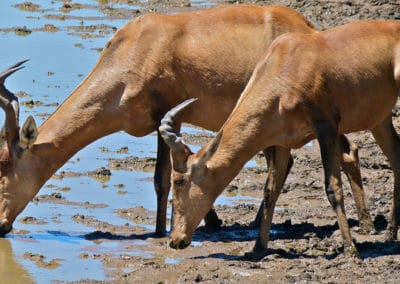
[7,0,400,283]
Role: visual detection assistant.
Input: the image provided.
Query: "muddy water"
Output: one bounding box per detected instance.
[0,1,266,282]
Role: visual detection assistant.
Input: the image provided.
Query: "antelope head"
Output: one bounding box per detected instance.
[159,99,221,249]
[0,61,38,236]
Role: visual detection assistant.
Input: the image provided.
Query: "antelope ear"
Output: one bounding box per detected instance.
[19,116,38,149]
[192,131,222,174]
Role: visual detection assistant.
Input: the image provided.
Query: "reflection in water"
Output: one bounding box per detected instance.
[0,239,34,283]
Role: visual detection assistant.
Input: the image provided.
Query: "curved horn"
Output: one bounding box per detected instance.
[159,98,198,153]
[0,60,29,145]
[0,59,29,86]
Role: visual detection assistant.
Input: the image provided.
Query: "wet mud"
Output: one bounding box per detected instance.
[2,0,400,283]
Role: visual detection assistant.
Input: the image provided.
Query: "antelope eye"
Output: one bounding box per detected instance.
[174,178,185,186]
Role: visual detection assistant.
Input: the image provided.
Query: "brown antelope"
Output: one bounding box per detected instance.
[0,5,372,237]
[160,20,400,256]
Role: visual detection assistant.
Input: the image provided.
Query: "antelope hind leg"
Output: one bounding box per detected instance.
[339,135,375,234]
[251,146,291,259]
[371,116,400,241]
[253,148,293,229]
[318,125,359,257]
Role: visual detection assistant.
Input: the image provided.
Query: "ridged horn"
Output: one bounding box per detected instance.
[0,60,29,145]
[159,98,198,153]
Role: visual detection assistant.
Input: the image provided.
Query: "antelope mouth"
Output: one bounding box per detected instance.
[169,237,191,250]
[0,219,12,236]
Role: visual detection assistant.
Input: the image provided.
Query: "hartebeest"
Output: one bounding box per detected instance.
[0,5,371,237]
[161,20,400,256]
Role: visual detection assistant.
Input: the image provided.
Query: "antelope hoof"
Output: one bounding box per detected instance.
[243,237,269,261]
[356,226,377,236]
[343,244,360,259]
[242,241,269,261]
[357,221,376,235]
[384,226,398,242]
[357,217,376,235]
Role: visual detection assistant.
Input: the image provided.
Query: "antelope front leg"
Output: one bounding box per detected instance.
[252,146,291,258]
[253,147,293,228]
[318,126,358,257]
[154,131,173,237]
[339,135,375,234]
[371,116,400,241]
[155,132,222,236]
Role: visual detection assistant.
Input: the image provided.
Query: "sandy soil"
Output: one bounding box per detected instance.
[8,0,400,283]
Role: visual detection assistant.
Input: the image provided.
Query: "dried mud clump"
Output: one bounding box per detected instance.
[23,252,62,269]
[13,26,32,36]
[108,156,156,172]
[60,2,85,13]
[115,206,157,225]
[43,24,58,32]
[14,2,41,12]
[21,99,42,108]
[19,216,47,225]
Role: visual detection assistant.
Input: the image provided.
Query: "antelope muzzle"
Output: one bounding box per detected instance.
[169,234,191,250]
[0,219,12,236]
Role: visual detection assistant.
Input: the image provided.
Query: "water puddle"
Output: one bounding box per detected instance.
[4,235,105,282]
[5,165,157,282]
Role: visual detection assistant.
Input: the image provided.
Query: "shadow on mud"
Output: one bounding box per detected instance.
[83,230,157,240]
[189,216,399,261]
[357,241,400,259]
[76,217,380,244]
[74,214,398,261]
[190,219,347,244]
[202,240,400,262]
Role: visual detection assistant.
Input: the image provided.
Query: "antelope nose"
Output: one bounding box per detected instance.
[0,220,12,236]
[169,236,190,250]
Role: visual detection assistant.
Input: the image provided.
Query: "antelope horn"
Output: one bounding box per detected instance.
[0,59,29,86]
[159,98,198,153]
[0,60,29,143]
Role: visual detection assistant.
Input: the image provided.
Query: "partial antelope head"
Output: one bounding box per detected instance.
[0,61,38,235]
[159,99,221,249]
